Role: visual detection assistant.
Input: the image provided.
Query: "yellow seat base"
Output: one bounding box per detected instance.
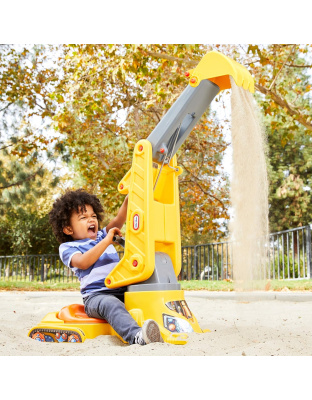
[28,290,210,345]
[28,303,123,343]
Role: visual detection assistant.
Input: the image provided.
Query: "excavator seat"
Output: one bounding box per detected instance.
[57,304,108,324]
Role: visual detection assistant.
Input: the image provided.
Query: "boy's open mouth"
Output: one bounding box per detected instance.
[88,225,96,234]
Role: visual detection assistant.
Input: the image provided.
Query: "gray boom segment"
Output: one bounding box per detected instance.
[147,79,220,164]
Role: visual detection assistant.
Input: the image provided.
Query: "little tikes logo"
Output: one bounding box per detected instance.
[133,214,140,230]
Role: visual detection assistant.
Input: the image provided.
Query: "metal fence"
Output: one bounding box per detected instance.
[179,241,233,281]
[179,225,312,281]
[268,226,312,280]
[0,254,78,283]
[1,226,311,282]
[0,251,124,283]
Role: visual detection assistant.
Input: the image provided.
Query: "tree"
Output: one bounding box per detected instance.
[245,44,312,133]
[267,127,312,232]
[0,45,70,254]
[0,153,61,255]
[246,45,312,231]
[0,45,68,200]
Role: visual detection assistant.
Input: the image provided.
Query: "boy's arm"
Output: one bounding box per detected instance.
[71,227,122,270]
[106,195,128,232]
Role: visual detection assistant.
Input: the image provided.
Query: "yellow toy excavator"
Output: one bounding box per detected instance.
[28,51,254,345]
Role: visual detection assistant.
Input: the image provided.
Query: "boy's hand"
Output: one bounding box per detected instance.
[71,226,122,270]
[107,227,122,244]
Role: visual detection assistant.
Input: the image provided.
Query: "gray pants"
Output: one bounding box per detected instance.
[83,290,141,344]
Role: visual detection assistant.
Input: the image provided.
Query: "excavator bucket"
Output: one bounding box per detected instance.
[186,50,254,93]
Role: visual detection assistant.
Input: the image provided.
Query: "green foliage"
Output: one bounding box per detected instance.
[0,45,69,255]
[267,128,312,231]
[250,45,312,231]
[0,206,59,256]
[246,44,312,133]
[0,150,61,255]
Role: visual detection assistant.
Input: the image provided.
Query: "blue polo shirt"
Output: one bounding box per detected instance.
[59,228,120,298]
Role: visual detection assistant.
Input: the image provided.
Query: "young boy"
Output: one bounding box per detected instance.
[49,188,163,345]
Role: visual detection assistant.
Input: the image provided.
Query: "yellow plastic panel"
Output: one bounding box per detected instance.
[105,140,155,288]
[153,156,182,276]
[106,144,184,288]
[152,201,165,241]
[28,311,125,343]
[186,50,254,93]
[118,168,131,195]
[125,290,205,344]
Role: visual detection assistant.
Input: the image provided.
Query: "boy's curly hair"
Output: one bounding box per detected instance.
[49,189,104,243]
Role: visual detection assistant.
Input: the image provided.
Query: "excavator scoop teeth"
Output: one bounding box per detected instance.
[187,51,254,93]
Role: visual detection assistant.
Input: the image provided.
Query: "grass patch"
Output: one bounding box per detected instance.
[267,279,312,291]
[180,279,312,291]
[0,280,80,291]
[180,280,234,291]
[1,279,312,292]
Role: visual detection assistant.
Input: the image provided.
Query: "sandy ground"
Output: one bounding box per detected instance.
[1,290,312,356]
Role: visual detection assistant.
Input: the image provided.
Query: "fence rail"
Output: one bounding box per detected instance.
[268,226,312,280]
[0,251,124,283]
[179,241,233,281]
[179,226,312,281]
[1,226,311,282]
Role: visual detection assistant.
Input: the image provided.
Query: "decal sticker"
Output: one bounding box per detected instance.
[165,300,193,319]
[133,214,140,230]
[29,329,82,343]
[162,314,194,333]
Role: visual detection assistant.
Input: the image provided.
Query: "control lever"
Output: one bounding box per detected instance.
[113,236,125,248]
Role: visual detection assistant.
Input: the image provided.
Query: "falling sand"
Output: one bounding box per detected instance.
[229,77,269,291]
